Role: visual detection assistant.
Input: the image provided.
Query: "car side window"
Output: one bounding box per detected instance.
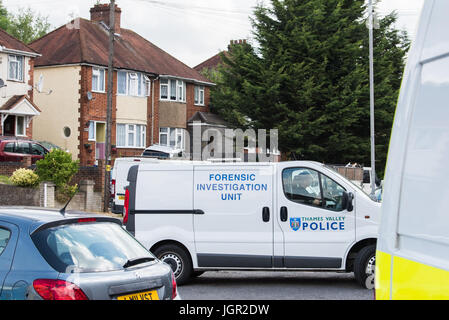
[321,175,346,212]
[31,144,45,156]
[282,168,322,208]
[0,227,11,256]
[16,142,30,154]
[4,142,15,153]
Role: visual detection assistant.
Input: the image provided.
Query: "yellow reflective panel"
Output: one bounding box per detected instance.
[375,250,392,300]
[392,256,449,300]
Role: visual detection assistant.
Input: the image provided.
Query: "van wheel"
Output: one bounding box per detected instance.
[153,244,193,285]
[354,245,376,289]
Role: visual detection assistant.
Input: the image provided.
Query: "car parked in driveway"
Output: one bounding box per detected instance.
[0,207,178,300]
[0,138,49,164]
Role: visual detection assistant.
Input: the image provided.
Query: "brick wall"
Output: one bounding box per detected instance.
[0,184,40,206]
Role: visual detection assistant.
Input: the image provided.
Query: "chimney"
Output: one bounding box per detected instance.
[90,3,121,33]
[228,39,247,51]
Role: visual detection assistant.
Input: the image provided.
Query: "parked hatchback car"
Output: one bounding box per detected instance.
[0,138,49,164]
[0,207,178,300]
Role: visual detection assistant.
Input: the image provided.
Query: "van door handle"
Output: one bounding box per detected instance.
[280,206,288,222]
[262,207,270,222]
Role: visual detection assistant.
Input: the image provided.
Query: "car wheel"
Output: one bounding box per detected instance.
[153,244,193,285]
[354,245,376,289]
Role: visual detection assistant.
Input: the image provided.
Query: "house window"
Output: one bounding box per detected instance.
[92,68,105,92]
[16,116,25,136]
[118,71,150,97]
[159,127,185,149]
[160,79,169,99]
[160,78,186,102]
[116,124,146,148]
[8,55,24,82]
[194,85,205,105]
[117,71,127,95]
[88,121,96,141]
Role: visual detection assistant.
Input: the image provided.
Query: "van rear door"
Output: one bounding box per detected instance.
[193,165,274,268]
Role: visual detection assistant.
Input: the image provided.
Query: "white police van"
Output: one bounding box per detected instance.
[123,160,380,287]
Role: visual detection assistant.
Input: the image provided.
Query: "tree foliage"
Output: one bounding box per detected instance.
[0,1,51,44]
[210,0,409,176]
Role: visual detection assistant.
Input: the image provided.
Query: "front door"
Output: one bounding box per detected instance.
[95,122,106,160]
[276,164,355,269]
[193,165,274,268]
[2,116,15,136]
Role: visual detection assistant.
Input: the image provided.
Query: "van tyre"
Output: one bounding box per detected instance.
[354,245,376,289]
[153,244,193,285]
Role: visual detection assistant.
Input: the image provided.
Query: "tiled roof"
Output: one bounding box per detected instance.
[194,51,227,72]
[30,18,211,84]
[0,28,39,55]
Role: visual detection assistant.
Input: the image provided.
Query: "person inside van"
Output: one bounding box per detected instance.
[291,171,321,207]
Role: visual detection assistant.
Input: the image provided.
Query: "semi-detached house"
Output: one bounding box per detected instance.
[0,29,41,141]
[30,3,214,166]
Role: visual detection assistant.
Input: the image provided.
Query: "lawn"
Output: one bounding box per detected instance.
[0,175,12,185]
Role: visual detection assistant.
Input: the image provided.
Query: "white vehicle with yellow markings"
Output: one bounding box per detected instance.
[375,0,449,300]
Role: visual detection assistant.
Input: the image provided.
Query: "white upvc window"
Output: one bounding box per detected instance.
[92,67,105,92]
[117,71,127,95]
[128,73,138,96]
[118,71,150,97]
[116,124,146,148]
[88,121,95,141]
[144,75,151,97]
[16,116,25,136]
[159,127,185,149]
[8,55,24,82]
[194,85,205,105]
[160,78,186,102]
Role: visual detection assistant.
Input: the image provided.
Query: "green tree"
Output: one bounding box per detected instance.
[0,1,51,44]
[211,0,409,177]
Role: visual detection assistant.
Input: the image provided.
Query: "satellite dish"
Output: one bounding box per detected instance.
[87,91,93,101]
[0,78,6,88]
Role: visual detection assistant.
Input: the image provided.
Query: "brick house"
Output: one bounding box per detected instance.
[30,3,214,165]
[0,29,41,140]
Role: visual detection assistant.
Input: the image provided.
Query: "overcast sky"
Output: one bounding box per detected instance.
[4,0,424,68]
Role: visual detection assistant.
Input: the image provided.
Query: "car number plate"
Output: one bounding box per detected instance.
[117,290,159,300]
[118,195,125,200]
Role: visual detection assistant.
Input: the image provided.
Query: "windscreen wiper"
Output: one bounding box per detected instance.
[123,257,155,268]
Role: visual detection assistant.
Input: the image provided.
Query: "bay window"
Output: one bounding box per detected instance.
[160,78,186,102]
[116,124,146,148]
[117,71,151,97]
[159,127,185,149]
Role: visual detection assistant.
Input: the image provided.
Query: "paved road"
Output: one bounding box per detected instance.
[178,271,374,300]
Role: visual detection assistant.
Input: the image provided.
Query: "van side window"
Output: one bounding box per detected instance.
[0,227,11,256]
[321,175,346,211]
[282,168,322,208]
[282,168,346,212]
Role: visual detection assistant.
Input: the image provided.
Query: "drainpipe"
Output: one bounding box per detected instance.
[151,76,159,145]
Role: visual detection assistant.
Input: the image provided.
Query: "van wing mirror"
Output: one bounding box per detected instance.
[342,192,354,212]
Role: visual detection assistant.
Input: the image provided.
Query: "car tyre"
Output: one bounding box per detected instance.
[354,244,376,289]
[153,244,193,285]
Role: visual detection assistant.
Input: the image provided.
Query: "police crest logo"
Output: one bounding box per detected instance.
[290,218,301,231]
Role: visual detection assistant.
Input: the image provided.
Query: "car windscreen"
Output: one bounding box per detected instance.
[32,222,155,273]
